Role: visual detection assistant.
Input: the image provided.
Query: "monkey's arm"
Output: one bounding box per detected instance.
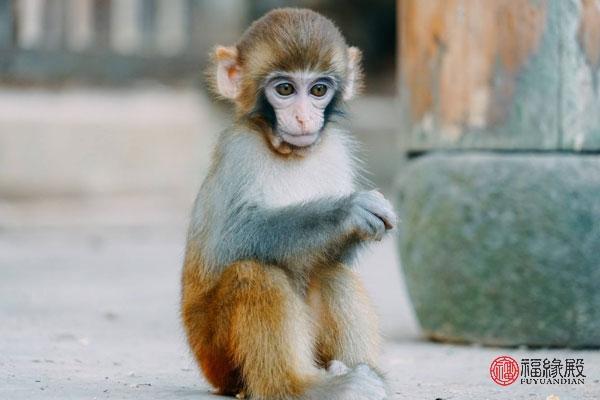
[215,191,396,270]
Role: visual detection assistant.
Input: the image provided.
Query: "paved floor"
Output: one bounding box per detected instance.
[1,199,599,400]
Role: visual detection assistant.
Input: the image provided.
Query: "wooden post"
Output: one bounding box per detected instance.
[398,0,600,152]
[42,0,68,50]
[94,0,112,51]
[0,0,14,49]
[140,0,157,53]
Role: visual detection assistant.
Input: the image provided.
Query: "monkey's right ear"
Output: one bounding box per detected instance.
[213,46,241,99]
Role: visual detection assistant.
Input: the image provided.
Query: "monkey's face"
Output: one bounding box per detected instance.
[209,9,363,154]
[263,71,337,148]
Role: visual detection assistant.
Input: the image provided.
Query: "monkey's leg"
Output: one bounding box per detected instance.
[310,264,380,368]
[182,262,244,396]
[186,260,324,398]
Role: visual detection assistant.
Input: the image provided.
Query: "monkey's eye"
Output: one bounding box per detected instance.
[310,83,328,97]
[275,82,295,96]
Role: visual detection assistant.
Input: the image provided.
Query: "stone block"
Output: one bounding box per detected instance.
[396,153,600,346]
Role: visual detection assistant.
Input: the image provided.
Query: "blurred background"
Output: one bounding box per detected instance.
[0,0,397,200]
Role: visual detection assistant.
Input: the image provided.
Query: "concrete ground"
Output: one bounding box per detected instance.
[1,198,599,400]
[1,88,598,399]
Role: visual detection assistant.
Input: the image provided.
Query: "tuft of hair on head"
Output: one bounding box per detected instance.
[206,8,364,115]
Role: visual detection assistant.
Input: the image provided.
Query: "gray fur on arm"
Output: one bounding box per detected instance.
[215,196,355,271]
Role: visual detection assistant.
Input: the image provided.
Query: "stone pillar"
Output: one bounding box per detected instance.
[396,0,600,346]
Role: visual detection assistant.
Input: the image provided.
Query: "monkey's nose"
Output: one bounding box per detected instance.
[295,115,307,131]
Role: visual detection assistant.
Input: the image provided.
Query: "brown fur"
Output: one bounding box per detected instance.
[181,250,379,398]
[309,264,379,368]
[182,255,310,397]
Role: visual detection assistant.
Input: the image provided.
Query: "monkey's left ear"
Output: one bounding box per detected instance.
[213,45,241,100]
[343,47,364,101]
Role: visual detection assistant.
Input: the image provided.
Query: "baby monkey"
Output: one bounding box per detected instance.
[181,8,396,400]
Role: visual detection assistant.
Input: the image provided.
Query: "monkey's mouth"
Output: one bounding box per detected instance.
[279,131,320,147]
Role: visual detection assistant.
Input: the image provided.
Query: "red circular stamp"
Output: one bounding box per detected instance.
[490,356,520,386]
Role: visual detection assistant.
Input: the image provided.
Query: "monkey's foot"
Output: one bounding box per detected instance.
[338,364,387,400]
[327,360,350,376]
[312,363,387,400]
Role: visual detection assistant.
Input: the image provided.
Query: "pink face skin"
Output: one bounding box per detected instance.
[264,71,337,148]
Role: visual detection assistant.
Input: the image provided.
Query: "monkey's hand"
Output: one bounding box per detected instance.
[345,190,397,241]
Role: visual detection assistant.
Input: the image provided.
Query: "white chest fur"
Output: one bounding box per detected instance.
[252,132,356,207]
